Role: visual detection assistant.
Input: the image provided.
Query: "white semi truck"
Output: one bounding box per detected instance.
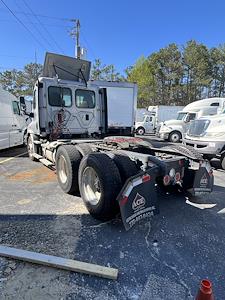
[135,105,184,135]
[183,112,225,170]
[158,98,225,143]
[0,85,28,150]
[25,53,214,230]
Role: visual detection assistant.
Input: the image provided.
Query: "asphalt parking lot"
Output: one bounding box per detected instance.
[0,143,225,299]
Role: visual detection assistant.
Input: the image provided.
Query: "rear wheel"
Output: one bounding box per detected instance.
[56,145,82,194]
[168,131,182,143]
[75,143,94,157]
[220,153,225,170]
[108,151,138,184]
[79,153,122,220]
[136,127,145,135]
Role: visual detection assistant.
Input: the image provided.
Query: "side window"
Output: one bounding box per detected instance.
[12,101,20,115]
[186,113,196,122]
[48,87,72,107]
[75,89,95,109]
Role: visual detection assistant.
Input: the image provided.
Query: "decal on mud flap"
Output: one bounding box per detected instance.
[200,173,208,187]
[117,166,160,231]
[132,193,146,211]
[193,166,214,194]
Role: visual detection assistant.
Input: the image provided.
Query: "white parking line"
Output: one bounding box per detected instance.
[0,152,28,165]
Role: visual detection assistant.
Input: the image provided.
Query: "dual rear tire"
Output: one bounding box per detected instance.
[56,145,138,220]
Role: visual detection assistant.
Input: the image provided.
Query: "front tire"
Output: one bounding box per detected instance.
[56,145,82,194]
[168,131,182,143]
[27,135,38,161]
[136,127,145,135]
[79,153,122,220]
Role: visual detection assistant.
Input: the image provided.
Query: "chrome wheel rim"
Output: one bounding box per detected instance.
[58,155,68,184]
[82,167,101,205]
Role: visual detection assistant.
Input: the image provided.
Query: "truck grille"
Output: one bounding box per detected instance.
[188,120,210,136]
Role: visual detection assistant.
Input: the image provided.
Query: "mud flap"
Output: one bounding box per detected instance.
[117,166,160,230]
[193,166,214,195]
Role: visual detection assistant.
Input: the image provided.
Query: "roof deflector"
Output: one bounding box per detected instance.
[43,52,91,83]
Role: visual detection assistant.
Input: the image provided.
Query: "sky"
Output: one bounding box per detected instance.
[0,0,225,74]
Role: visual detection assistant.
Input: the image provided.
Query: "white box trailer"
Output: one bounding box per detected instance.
[91,80,137,135]
[0,86,28,150]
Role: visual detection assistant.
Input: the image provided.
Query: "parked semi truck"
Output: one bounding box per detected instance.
[25,53,214,230]
[158,98,225,143]
[0,85,29,150]
[135,105,184,135]
[183,112,225,170]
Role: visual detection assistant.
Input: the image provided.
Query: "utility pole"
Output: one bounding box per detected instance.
[70,19,81,59]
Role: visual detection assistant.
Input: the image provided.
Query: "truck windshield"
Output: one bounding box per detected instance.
[48,87,72,107]
[177,112,187,120]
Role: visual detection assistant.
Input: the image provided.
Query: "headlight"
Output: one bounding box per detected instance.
[204,132,225,137]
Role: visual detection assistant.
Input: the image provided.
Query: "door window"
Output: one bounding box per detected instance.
[48,87,72,107]
[12,101,20,115]
[75,89,95,109]
[186,113,196,122]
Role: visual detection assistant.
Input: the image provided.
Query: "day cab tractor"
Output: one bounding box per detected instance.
[25,53,214,230]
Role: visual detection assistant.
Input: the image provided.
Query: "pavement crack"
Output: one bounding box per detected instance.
[149,251,193,299]
[145,222,151,248]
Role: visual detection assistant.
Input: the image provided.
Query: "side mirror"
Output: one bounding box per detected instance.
[29,112,34,118]
[19,96,26,112]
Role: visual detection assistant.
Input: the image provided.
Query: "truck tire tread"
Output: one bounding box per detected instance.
[79,153,122,220]
[56,145,82,194]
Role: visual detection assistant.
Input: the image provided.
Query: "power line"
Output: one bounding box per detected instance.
[0,7,72,21]
[13,0,55,51]
[20,0,65,54]
[0,18,70,28]
[0,0,46,50]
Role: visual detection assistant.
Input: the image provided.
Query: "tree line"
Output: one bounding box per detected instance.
[1,40,225,107]
[127,40,225,107]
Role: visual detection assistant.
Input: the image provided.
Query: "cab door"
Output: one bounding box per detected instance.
[9,101,24,147]
[144,115,154,133]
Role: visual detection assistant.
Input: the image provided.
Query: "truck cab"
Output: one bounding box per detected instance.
[135,114,155,135]
[158,98,225,143]
[27,53,137,142]
[183,112,225,169]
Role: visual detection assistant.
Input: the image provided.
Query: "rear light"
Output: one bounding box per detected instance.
[142,174,151,182]
[175,172,181,182]
[163,175,171,186]
[120,196,128,206]
[179,159,184,166]
[209,169,213,176]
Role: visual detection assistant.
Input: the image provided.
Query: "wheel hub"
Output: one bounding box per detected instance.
[82,167,101,205]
